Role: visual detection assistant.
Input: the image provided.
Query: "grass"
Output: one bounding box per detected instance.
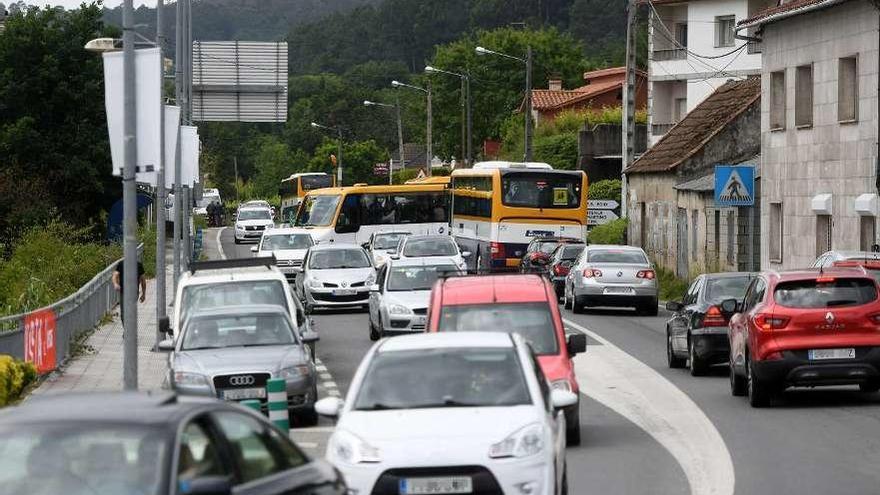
[657,266,690,302]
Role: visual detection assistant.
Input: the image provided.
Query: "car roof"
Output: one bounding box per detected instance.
[532,237,582,243]
[308,243,364,252]
[182,266,287,285]
[262,228,311,236]
[825,250,880,260]
[187,304,289,319]
[402,235,454,242]
[389,257,459,268]
[700,272,755,280]
[378,331,515,352]
[586,244,644,251]
[374,230,412,236]
[438,274,549,305]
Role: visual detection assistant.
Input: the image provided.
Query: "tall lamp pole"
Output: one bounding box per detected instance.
[364,99,404,185]
[425,66,471,167]
[310,122,343,185]
[391,80,431,176]
[476,45,533,162]
[154,0,166,347]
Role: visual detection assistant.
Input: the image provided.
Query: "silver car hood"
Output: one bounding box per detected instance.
[308,267,374,284]
[385,290,431,310]
[173,345,308,376]
[267,249,308,261]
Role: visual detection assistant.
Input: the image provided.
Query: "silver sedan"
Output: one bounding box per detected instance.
[564,245,659,316]
[161,304,320,425]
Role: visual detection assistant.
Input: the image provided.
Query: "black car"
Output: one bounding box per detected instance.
[0,392,347,495]
[665,272,754,376]
[547,243,586,298]
[520,236,584,274]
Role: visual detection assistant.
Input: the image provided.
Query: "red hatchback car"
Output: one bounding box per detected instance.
[728,267,880,407]
[427,274,588,444]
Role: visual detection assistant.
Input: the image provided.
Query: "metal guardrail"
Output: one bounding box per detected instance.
[0,244,143,372]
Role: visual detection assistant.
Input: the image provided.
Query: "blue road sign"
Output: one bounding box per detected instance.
[715,165,755,206]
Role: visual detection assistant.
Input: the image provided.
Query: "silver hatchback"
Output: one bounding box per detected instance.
[564,245,659,315]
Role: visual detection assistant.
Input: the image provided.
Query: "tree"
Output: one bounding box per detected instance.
[250,136,310,198]
[307,139,388,186]
[0,4,119,242]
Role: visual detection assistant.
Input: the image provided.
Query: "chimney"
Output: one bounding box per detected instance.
[548,79,563,91]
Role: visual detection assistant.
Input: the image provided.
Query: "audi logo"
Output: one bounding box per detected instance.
[229,375,255,386]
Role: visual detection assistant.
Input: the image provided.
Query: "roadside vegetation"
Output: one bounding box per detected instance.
[0,355,37,407]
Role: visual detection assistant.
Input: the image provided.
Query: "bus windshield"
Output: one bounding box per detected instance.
[295,195,340,227]
[501,172,582,209]
[302,175,333,191]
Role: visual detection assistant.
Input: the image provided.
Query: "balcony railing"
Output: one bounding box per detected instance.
[652,48,687,61]
[652,123,676,136]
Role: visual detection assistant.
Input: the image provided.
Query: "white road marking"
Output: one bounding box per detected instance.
[323,381,338,389]
[564,318,735,495]
[216,227,227,260]
[319,373,332,380]
[328,389,341,397]
[316,365,328,372]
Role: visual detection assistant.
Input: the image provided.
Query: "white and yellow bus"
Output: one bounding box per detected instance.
[292,183,450,245]
[279,173,335,224]
[450,161,588,271]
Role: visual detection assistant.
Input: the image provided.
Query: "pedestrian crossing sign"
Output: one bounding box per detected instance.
[714,165,755,206]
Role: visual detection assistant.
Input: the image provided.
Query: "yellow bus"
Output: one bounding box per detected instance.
[450,161,588,271]
[279,173,335,224]
[292,183,450,245]
[405,175,451,186]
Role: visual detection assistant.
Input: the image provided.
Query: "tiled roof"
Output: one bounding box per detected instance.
[626,77,760,174]
[531,90,586,110]
[674,174,715,192]
[738,0,848,28]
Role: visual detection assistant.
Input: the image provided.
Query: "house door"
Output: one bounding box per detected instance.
[677,208,689,278]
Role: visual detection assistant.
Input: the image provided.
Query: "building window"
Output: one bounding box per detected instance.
[675,23,688,48]
[860,216,875,251]
[715,16,735,47]
[770,71,786,130]
[714,209,721,263]
[726,210,735,265]
[769,202,783,262]
[816,215,832,257]
[795,64,813,127]
[692,209,699,259]
[839,56,859,122]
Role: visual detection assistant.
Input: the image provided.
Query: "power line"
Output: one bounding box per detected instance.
[647,0,748,61]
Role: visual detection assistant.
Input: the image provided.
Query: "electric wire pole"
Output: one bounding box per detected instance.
[622,0,638,221]
[154,0,166,348]
[121,0,138,390]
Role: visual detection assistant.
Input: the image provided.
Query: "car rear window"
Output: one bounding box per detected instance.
[437,302,558,355]
[588,250,647,264]
[773,278,878,308]
[705,276,751,303]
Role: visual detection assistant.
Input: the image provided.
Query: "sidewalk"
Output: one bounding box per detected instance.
[32,266,172,394]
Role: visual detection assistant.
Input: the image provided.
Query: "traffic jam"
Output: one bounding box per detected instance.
[4,161,880,495]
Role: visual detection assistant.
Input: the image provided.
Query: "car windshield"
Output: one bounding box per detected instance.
[181,281,289,324]
[705,276,752,303]
[294,195,340,227]
[309,249,371,269]
[437,303,558,355]
[561,245,585,260]
[402,238,458,257]
[261,234,313,251]
[774,278,878,308]
[0,424,166,495]
[374,233,408,250]
[238,209,271,221]
[181,314,297,350]
[387,265,458,291]
[354,347,531,410]
[588,250,648,264]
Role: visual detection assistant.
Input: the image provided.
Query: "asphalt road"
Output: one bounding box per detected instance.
[212,227,880,494]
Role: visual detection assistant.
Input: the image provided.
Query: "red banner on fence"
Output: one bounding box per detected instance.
[24,309,57,373]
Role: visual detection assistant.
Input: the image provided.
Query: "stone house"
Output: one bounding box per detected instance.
[737,0,880,269]
[626,77,762,277]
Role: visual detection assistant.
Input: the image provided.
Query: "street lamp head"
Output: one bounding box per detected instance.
[310,122,320,128]
[424,66,436,73]
[475,46,491,56]
[391,80,402,88]
[363,100,373,106]
[84,37,121,53]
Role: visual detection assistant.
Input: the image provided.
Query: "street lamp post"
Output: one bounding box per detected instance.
[476,45,533,162]
[391,80,431,176]
[364,99,404,185]
[154,0,166,348]
[310,122,343,185]
[425,65,471,167]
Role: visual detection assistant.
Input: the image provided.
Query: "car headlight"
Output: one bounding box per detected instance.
[387,304,412,315]
[551,379,572,393]
[488,423,545,459]
[307,278,323,288]
[235,224,245,230]
[174,371,208,387]
[365,273,377,286]
[279,364,311,380]
[328,430,381,464]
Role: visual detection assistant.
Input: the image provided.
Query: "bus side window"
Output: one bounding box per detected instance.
[336,194,361,232]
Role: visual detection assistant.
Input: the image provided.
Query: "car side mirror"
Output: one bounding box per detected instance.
[362,242,371,250]
[179,476,233,495]
[315,397,344,417]
[250,246,258,253]
[159,316,172,335]
[461,251,472,258]
[720,298,738,317]
[566,333,587,356]
[302,331,320,344]
[309,318,317,328]
[550,389,578,410]
[665,301,684,312]
[369,284,380,293]
[158,339,175,352]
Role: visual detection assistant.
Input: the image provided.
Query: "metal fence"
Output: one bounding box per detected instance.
[0,245,142,372]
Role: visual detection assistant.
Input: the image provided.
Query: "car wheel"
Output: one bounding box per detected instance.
[234,237,241,245]
[666,328,685,369]
[729,355,747,396]
[689,337,707,376]
[859,380,880,393]
[369,317,380,341]
[747,354,772,408]
[563,289,573,310]
[566,406,581,446]
[297,407,319,427]
[572,295,586,314]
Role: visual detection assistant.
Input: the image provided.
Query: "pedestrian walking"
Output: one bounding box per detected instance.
[113,258,146,323]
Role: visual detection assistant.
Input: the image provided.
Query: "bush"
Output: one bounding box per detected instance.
[0,355,37,407]
[657,266,690,302]
[138,226,157,278]
[588,218,627,245]
[534,133,579,170]
[588,179,622,201]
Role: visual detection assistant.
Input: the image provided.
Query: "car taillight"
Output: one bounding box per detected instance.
[754,313,790,330]
[702,306,727,327]
[583,268,603,278]
[553,265,570,276]
[637,269,656,280]
[490,242,505,259]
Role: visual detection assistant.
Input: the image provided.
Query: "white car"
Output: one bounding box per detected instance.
[315,332,576,495]
[234,206,275,244]
[364,230,411,267]
[393,234,469,272]
[251,228,315,283]
[296,243,376,312]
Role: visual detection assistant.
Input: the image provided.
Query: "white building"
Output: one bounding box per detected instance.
[648,0,773,145]
[737,0,880,270]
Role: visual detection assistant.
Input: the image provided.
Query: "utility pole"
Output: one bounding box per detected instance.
[622,0,638,221]
[426,80,433,176]
[396,95,405,185]
[234,156,239,201]
[172,0,183,287]
[121,0,138,390]
[154,0,166,348]
[459,77,466,167]
[524,46,533,162]
[336,127,344,186]
[466,74,473,167]
[182,0,193,269]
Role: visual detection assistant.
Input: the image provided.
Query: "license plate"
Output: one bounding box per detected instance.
[808,348,856,360]
[414,316,426,325]
[399,477,472,495]
[603,286,635,295]
[222,388,266,400]
[333,289,356,296]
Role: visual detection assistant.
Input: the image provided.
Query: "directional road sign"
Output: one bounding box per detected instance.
[588,209,620,226]
[588,200,620,210]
